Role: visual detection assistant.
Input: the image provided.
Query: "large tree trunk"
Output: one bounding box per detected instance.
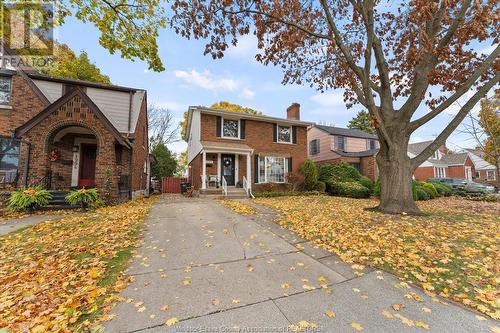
[375,139,422,215]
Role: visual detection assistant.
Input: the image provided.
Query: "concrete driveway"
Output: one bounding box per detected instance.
[105,195,497,332]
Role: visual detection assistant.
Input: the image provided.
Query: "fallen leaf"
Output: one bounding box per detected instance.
[351,322,364,331]
[392,303,406,311]
[165,317,179,326]
[325,309,336,318]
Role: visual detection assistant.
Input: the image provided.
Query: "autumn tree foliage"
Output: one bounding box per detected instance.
[348,110,376,134]
[170,0,499,214]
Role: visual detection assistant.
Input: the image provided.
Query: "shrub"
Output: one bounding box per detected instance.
[313,181,326,192]
[429,181,452,196]
[416,188,429,200]
[421,182,438,199]
[65,188,101,209]
[326,180,371,198]
[299,159,318,190]
[254,191,322,198]
[318,162,362,183]
[8,186,52,212]
[359,176,373,192]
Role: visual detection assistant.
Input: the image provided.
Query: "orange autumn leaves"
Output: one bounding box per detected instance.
[217,199,257,215]
[0,197,156,332]
[255,196,500,319]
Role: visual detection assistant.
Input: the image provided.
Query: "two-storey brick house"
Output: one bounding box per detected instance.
[185,103,311,195]
[0,57,149,201]
[307,125,379,181]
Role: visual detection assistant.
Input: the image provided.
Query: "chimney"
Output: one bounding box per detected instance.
[438,142,447,154]
[287,103,300,120]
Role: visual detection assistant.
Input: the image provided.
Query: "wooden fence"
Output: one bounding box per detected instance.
[162,177,188,193]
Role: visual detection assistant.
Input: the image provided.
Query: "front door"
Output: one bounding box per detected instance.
[79,143,97,187]
[221,154,235,186]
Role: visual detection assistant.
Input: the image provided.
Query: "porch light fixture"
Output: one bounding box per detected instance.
[72,145,79,153]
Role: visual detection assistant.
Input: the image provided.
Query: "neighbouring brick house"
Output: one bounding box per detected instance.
[185,103,311,195]
[0,63,149,201]
[409,141,475,181]
[464,148,498,187]
[307,125,379,181]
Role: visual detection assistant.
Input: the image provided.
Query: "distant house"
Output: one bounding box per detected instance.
[185,103,312,195]
[307,125,379,180]
[409,140,475,181]
[0,47,149,201]
[465,148,498,186]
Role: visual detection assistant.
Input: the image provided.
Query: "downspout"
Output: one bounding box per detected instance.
[127,91,133,133]
[23,141,30,187]
[128,148,133,200]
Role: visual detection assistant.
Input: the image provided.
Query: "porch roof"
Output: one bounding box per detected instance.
[200,141,253,154]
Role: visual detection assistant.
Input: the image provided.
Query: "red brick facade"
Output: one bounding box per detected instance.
[189,112,308,191]
[1,72,148,202]
[413,166,435,181]
[413,156,475,181]
[0,75,47,136]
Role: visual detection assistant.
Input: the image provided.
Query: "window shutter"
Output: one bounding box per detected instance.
[240,119,246,139]
[254,154,259,183]
[272,124,277,142]
[292,126,297,144]
[216,116,222,137]
[288,157,293,173]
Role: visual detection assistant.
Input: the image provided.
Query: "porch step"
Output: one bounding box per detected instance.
[45,191,79,210]
[225,188,248,199]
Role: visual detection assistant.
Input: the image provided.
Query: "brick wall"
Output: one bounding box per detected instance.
[0,74,47,136]
[360,156,377,181]
[198,113,308,191]
[413,166,434,181]
[131,96,148,193]
[18,94,127,200]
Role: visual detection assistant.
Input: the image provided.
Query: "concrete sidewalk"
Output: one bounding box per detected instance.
[105,195,497,332]
[0,214,65,236]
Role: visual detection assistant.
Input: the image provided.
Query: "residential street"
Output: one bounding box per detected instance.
[105,195,496,332]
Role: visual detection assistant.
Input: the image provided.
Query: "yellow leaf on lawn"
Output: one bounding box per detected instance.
[165,317,179,326]
[382,310,393,319]
[89,268,100,279]
[351,322,364,331]
[325,309,336,318]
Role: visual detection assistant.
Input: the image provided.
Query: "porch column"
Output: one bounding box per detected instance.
[246,153,252,190]
[217,153,221,186]
[201,150,207,189]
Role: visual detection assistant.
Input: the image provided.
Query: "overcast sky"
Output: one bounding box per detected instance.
[57,17,491,155]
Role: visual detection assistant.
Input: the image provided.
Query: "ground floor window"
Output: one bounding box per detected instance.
[486,170,496,180]
[258,156,288,183]
[435,167,446,178]
[0,137,21,185]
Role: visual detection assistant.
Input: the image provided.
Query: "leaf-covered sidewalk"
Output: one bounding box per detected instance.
[255,196,500,319]
[0,196,156,332]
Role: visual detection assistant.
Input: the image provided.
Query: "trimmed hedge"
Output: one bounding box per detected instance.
[254,191,323,198]
[326,180,372,198]
[299,159,318,190]
[421,182,438,199]
[313,181,326,192]
[319,162,373,198]
[416,188,429,200]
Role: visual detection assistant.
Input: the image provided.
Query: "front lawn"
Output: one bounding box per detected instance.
[0,196,156,332]
[255,196,500,319]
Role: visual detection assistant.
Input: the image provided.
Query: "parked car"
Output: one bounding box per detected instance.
[428,177,467,189]
[464,180,496,194]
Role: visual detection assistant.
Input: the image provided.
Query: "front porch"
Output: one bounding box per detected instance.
[197,141,254,196]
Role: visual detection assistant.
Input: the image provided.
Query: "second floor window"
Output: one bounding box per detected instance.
[432,150,440,159]
[309,139,320,155]
[222,118,239,138]
[0,75,12,105]
[277,125,292,143]
[335,136,345,151]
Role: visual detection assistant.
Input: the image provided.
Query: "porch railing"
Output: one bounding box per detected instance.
[242,176,254,199]
[221,176,228,197]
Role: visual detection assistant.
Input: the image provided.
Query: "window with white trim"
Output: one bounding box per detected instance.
[432,150,440,159]
[435,167,446,178]
[222,118,240,138]
[277,125,292,143]
[258,156,288,183]
[0,75,12,105]
[335,136,345,151]
[487,170,496,180]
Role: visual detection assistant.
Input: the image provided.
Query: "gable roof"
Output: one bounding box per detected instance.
[440,152,469,166]
[314,125,378,140]
[407,140,433,156]
[464,149,496,170]
[26,73,146,134]
[15,87,130,147]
